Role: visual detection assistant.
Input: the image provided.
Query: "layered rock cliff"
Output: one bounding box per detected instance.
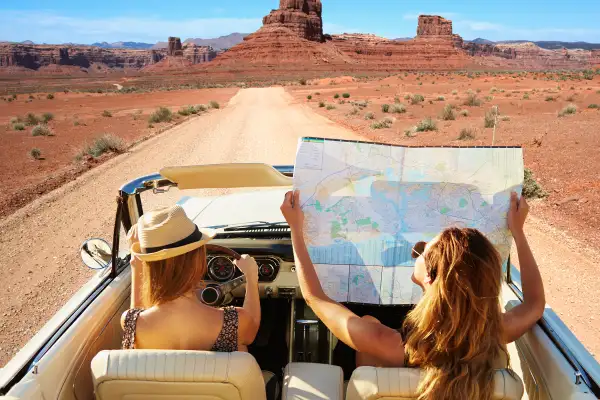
[262,0,324,42]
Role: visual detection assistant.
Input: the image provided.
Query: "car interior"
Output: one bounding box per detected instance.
[1,164,598,400]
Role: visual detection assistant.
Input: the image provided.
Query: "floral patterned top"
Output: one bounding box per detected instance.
[121,306,239,352]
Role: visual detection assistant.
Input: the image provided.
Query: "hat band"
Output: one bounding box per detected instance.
[141,226,203,254]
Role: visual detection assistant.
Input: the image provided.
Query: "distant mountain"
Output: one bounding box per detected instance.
[153,33,248,51]
[91,41,154,49]
[467,38,600,50]
[393,37,413,42]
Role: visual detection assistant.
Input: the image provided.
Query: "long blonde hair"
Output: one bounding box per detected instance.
[142,246,207,307]
[403,228,508,400]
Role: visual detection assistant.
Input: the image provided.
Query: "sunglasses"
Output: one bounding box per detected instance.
[411,241,427,259]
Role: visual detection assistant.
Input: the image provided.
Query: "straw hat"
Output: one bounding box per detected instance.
[130,205,215,262]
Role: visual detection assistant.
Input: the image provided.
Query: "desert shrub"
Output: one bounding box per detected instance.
[582,70,594,80]
[404,127,418,137]
[13,122,25,131]
[371,117,394,130]
[102,110,112,117]
[391,104,406,114]
[32,124,53,136]
[452,90,458,95]
[460,109,469,117]
[441,104,456,121]
[485,96,493,101]
[490,87,498,93]
[437,96,445,101]
[404,94,410,100]
[411,94,425,105]
[394,96,401,104]
[299,78,307,85]
[558,104,577,117]
[12,94,17,99]
[178,105,197,116]
[415,117,437,132]
[79,134,126,158]
[381,104,390,113]
[42,112,54,122]
[334,93,340,99]
[463,94,482,107]
[307,95,312,100]
[566,94,577,102]
[458,128,476,140]
[148,107,172,123]
[195,104,208,113]
[342,93,351,98]
[73,120,81,126]
[364,112,375,120]
[523,93,530,100]
[352,100,368,108]
[25,113,40,126]
[545,96,555,102]
[326,104,336,110]
[10,116,23,125]
[501,116,511,121]
[314,92,320,95]
[30,148,42,160]
[523,168,547,199]
[588,104,599,109]
[47,93,54,100]
[484,107,499,128]
[476,88,482,93]
[348,107,360,116]
[209,101,220,109]
[319,101,325,108]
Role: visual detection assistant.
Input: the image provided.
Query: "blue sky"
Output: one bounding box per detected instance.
[1,0,599,44]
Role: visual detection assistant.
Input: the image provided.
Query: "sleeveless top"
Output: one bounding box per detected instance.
[121,306,239,352]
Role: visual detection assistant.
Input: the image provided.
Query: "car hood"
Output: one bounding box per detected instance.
[178,188,289,228]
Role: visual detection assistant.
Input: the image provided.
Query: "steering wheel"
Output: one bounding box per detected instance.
[199,245,244,306]
[205,244,241,260]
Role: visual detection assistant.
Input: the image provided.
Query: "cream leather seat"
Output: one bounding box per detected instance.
[91,350,267,400]
[346,367,524,400]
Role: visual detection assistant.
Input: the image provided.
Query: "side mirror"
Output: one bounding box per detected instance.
[80,238,112,270]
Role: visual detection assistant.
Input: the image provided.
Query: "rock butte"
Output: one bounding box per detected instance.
[1,5,599,75]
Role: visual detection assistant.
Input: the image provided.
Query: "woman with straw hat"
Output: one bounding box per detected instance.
[120,204,261,352]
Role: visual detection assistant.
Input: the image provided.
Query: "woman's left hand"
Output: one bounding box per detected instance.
[127,225,142,269]
[281,190,304,231]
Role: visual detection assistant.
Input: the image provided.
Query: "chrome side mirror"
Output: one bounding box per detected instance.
[80,238,112,270]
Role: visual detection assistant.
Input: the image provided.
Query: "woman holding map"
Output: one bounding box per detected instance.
[281,190,545,400]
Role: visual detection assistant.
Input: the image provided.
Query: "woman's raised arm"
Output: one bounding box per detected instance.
[281,191,405,366]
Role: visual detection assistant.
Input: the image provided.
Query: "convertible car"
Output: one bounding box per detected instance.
[1,164,599,400]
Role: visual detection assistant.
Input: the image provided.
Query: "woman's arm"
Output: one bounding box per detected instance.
[503,192,546,343]
[235,255,261,345]
[121,226,144,329]
[282,191,405,366]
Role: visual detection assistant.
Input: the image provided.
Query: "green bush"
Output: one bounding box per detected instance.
[364,112,375,120]
[209,101,220,109]
[441,104,456,121]
[558,104,577,117]
[410,94,425,105]
[460,109,469,117]
[25,113,40,126]
[30,148,42,160]
[588,104,599,109]
[404,94,410,100]
[371,118,394,130]
[523,168,547,199]
[178,105,197,116]
[342,93,351,98]
[381,104,390,113]
[391,104,406,114]
[458,128,476,140]
[463,94,482,107]
[102,110,112,117]
[545,96,555,102]
[319,101,325,108]
[10,116,23,125]
[13,122,25,131]
[523,93,530,100]
[307,95,312,100]
[452,90,458,95]
[334,93,340,99]
[415,117,437,132]
[148,107,173,123]
[32,124,53,136]
[436,96,445,101]
[42,112,54,122]
[46,93,54,100]
[78,134,126,159]
[195,104,208,113]
[326,104,336,110]
[299,78,307,85]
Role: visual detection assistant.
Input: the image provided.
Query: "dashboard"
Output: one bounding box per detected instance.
[207,255,281,282]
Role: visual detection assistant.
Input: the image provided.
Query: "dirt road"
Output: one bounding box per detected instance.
[0,87,598,366]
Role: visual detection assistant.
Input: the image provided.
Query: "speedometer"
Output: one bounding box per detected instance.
[207,256,235,282]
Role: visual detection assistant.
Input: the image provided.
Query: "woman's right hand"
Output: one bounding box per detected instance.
[235,255,259,285]
[281,190,304,231]
[508,191,529,239]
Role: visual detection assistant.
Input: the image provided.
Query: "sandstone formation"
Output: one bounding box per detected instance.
[262,0,323,42]
[417,15,453,36]
[183,44,217,64]
[168,37,183,56]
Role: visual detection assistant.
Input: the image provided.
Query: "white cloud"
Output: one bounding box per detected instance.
[0,10,262,44]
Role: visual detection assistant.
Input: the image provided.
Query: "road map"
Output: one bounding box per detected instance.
[293,137,524,305]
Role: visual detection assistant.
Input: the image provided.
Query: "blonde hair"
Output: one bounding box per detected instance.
[403,228,508,400]
[142,246,207,307]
